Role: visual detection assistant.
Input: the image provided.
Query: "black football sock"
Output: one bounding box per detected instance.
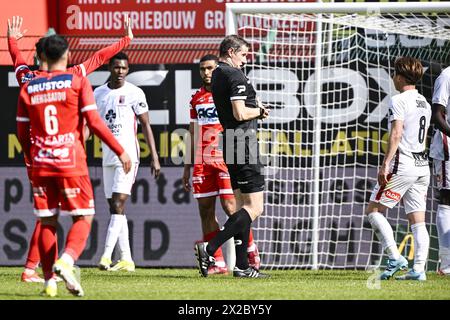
[235,222,251,270]
[206,208,252,256]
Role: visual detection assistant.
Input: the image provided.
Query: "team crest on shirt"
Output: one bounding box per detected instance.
[105,109,117,123]
[119,95,125,104]
[21,72,35,83]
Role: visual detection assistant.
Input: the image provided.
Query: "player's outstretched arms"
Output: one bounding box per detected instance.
[77,14,133,76]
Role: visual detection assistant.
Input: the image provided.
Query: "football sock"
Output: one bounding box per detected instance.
[248,228,254,248]
[38,224,57,280]
[368,212,400,260]
[103,214,125,259]
[206,208,252,257]
[437,205,450,269]
[411,222,429,273]
[64,218,91,261]
[235,224,251,270]
[24,219,42,270]
[204,229,225,267]
[118,215,132,261]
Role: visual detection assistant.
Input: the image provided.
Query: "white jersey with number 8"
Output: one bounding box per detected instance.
[387,89,431,176]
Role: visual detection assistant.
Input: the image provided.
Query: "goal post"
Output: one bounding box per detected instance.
[225,2,450,270]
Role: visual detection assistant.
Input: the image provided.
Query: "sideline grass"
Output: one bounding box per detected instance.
[0,267,449,300]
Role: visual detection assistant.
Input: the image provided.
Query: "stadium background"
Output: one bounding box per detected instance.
[0,0,446,268]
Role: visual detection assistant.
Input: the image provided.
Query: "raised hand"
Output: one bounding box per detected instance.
[124,14,133,41]
[7,16,27,40]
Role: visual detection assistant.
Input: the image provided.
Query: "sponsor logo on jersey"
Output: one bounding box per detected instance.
[27,74,73,94]
[62,188,81,199]
[105,109,117,123]
[197,105,218,119]
[196,104,220,125]
[384,190,401,202]
[237,85,246,94]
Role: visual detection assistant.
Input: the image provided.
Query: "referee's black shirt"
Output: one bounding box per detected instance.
[211,62,258,132]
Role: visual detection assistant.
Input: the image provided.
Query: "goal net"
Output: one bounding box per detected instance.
[226,3,450,270]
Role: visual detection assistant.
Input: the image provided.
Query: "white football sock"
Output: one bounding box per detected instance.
[118,215,132,262]
[60,253,74,267]
[368,212,400,260]
[103,214,125,260]
[437,204,450,269]
[411,222,429,273]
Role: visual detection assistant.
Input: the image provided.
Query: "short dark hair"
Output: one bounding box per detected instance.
[219,35,250,57]
[394,57,424,85]
[35,37,47,60]
[109,51,129,66]
[199,54,218,64]
[43,35,68,62]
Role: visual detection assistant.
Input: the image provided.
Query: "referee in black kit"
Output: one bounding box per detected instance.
[195,35,270,278]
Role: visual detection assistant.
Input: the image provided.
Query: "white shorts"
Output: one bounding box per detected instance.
[103,163,139,199]
[369,174,429,214]
[433,160,450,190]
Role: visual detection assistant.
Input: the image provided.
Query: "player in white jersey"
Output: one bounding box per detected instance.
[95,52,161,271]
[429,65,450,276]
[366,57,431,281]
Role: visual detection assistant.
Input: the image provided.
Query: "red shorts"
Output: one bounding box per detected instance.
[32,175,95,217]
[192,164,233,199]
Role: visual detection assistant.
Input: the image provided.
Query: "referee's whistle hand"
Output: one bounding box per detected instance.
[119,152,132,174]
[260,107,270,120]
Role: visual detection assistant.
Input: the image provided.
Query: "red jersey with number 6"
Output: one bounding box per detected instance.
[16,71,124,177]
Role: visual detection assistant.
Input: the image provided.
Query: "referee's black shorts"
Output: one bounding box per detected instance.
[226,162,265,194]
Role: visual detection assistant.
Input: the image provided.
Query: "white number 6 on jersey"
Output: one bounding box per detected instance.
[44,105,59,135]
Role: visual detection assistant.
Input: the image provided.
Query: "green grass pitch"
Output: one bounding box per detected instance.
[0,267,449,300]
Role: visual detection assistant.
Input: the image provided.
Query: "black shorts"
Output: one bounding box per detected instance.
[222,128,265,193]
[226,163,265,194]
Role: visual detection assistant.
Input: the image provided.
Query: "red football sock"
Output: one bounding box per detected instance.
[204,229,225,261]
[38,224,57,280]
[24,220,41,270]
[248,228,254,248]
[64,219,92,261]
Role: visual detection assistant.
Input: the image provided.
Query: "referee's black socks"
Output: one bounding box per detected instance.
[206,208,252,257]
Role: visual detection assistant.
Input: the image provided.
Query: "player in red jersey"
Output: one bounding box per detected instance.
[16,35,131,297]
[8,15,133,87]
[182,54,260,274]
[7,15,134,283]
